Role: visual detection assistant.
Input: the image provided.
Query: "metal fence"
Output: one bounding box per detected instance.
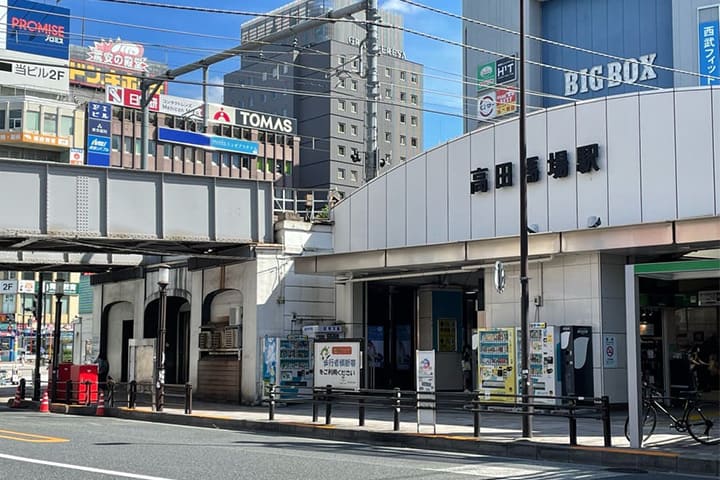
[273,188,341,221]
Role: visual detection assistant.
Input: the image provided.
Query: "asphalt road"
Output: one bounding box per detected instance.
[0,408,715,480]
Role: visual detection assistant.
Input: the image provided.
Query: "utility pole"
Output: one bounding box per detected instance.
[140,77,163,170]
[364,0,380,182]
[32,274,49,401]
[518,0,532,438]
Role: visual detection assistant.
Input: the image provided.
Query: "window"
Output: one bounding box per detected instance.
[262,71,268,81]
[339,78,346,88]
[9,109,21,129]
[242,156,250,170]
[384,88,392,99]
[338,145,346,156]
[338,55,346,66]
[267,159,274,172]
[400,71,406,81]
[350,102,358,113]
[385,67,391,77]
[212,151,220,166]
[400,113,406,124]
[351,170,358,182]
[411,116,418,126]
[148,140,156,156]
[400,92,407,102]
[184,147,193,161]
[337,168,346,180]
[350,125,358,136]
[338,99,345,111]
[124,109,133,121]
[338,122,346,134]
[124,137,133,155]
[352,58,359,70]
[411,137,418,147]
[257,158,265,171]
[112,135,121,151]
[351,79,358,91]
[26,111,40,131]
[411,94,418,105]
[400,135,406,145]
[400,156,406,162]
[283,64,289,74]
[0,110,5,129]
[411,73,418,83]
[385,110,391,121]
[60,116,73,136]
[284,161,293,175]
[385,132,391,142]
[231,154,240,169]
[174,145,182,161]
[135,139,141,156]
[273,66,279,79]
[163,143,172,158]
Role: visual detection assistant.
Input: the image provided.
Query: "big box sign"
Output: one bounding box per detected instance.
[4,0,70,60]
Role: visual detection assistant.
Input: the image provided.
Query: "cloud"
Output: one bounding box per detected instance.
[381,0,419,14]
[207,76,224,104]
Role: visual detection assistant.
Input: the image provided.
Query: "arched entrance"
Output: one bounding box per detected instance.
[144,295,191,385]
[101,301,133,382]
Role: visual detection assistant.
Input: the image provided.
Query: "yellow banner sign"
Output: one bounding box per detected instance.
[0,131,70,147]
[69,60,166,93]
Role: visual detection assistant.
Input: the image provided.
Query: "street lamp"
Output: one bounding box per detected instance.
[155,265,169,412]
[51,278,65,403]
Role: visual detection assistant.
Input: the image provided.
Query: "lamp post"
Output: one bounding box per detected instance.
[155,265,169,412]
[51,278,65,403]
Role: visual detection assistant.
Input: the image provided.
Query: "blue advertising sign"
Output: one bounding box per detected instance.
[699,21,720,85]
[6,0,70,60]
[88,102,112,121]
[158,127,259,156]
[87,152,110,167]
[88,120,111,137]
[87,135,110,154]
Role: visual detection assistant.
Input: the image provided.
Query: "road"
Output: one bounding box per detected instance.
[0,409,715,480]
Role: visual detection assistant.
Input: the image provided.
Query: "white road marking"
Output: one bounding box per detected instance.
[0,452,176,480]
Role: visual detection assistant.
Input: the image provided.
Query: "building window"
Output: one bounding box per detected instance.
[411,116,418,126]
[385,110,391,121]
[411,137,418,148]
[339,78,346,88]
[267,159,275,173]
[350,102,358,113]
[285,161,293,175]
[384,153,391,165]
[411,73,418,83]
[338,122,346,134]
[351,170,358,182]
[400,113,406,124]
[26,111,40,131]
[112,135,121,151]
[400,92,406,102]
[384,88,392,99]
[350,124,358,136]
[174,145,181,161]
[339,55,346,66]
[338,145,346,156]
[60,116,73,136]
[352,58,359,70]
[135,139,141,156]
[385,132,391,142]
[124,137,133,155]
[231,154,240,169]
[411,94,418,105]
[212,151,220,166]
[242,156,250,170]
[184,147,193,162]
[9,109,21,129]
[400,135,406,146]
[257,158,265,171]
[0,109,5,129]
[148,139,156,156]
[337,168,345,180]
[400,71,406,81]
[262,71,268,81]
[338,99,345,111]
[163,143,172,158]
[385,67,391,77]
[42,113,57,134]
[400,156,406,162]
[351,79,358,91]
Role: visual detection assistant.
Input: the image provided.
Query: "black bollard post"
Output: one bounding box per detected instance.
[359,397,365,427]
[473,392,481,437]
[185,383,192,414]
[269,384,276,421]
[19,378,26,399]
[325,385,332,425]
[393,388,401,432]
[601,395,611,447]
[129,380,137,409]
[312,388,319,422]
[568,400,578,446]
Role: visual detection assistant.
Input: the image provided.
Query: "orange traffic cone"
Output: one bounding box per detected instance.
[10,385,21,408]
[39,390,49,413]
[96,391,105,416]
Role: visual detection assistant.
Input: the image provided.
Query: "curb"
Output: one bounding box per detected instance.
[91,408,718,476]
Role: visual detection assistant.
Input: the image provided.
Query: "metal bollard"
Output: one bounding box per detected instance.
[312,388,319,422]
[473,393,481,437]
[184,383,192,414]
[325,385,332,425]
[19,378,26,399]
[601,395,611,447]
[568,401,578,446]
[358,397,365,427]
[129,380,137,409]
[393,388,401,431]
[269,384,276,421]
[66,379,72,404]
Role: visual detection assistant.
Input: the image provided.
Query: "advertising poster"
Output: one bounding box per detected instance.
[5,0,70,60]
[262,336,278,387]
[477,91,496,120]
[396,324,411,370]
[495,88,517,117]
[477,61,496,90]
[437,318,457,352]
[313,341,360,390]
[416,350,435,392]
[367,325,384,368]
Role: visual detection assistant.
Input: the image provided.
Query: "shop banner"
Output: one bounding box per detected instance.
[313,340,361,390]
[699,20,720,85]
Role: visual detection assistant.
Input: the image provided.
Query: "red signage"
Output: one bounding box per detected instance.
[10,17,65,38]
[106,86,159,111]
[88,40,149,72]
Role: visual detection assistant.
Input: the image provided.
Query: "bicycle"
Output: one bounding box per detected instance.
[624,382,719,445]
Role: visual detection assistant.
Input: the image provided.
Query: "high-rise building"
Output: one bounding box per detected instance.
[224,0,423,194]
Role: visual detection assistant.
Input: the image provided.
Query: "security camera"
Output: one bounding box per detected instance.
[587,216,602,228]
[527,224,539,234]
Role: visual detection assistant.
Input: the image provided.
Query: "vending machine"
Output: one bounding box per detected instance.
[560,326,594,399]
[516,325,561,404]
[262,335,312,398]
[477,328,516,402]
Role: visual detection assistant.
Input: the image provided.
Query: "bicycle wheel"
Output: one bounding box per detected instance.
[687,403,719,445]
[624,403,657,442]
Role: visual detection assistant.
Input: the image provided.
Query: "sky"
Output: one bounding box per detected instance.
[47,0,464,150]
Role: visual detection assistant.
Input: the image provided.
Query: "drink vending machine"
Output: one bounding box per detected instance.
[477,328,516,402]
[515,325,562,404]
[560,326,594,399]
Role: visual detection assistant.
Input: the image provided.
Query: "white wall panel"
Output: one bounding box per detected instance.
[426,145,449,244]
[367,175,387,249]
[386,166,407,248]
[406,154,427,246]
[715,87,720,214]
[575,99,608,230]
[494,120,520,237]
[640,91,677,221]
[675,89,714,218]
[470,128,495,239]
[333,200,350,253]
[526,111,548,232]
[448,135,471,241]
[547,106,578,232]
[349,187,368,251]
[606,95,642,226]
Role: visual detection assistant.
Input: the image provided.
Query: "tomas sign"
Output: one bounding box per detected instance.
[5,0,70,60]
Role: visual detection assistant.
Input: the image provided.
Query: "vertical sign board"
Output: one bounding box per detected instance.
[86,102,112,166]
[416,350,436,432]
[477,61,496,90]
[603,335,617,368]
[699,19,720,85]
[313,340,361,391]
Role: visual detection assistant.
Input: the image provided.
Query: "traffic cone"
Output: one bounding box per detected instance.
[96,391,105,417]
[11,384,21,408]
[39,390,49,413]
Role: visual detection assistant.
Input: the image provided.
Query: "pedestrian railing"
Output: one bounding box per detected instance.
[265,384,612,447]
[108,381,193,414]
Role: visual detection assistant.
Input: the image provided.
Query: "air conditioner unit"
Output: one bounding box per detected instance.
[198,331,211,349]
[223,327,238,349]
[229,307,242,326]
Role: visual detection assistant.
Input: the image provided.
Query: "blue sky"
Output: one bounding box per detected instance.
[50,0,463,149]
